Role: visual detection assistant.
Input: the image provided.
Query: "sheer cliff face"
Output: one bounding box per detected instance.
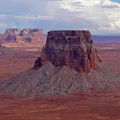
[5,29,45,42]
[0,34,6,42]
[42,30,99,72]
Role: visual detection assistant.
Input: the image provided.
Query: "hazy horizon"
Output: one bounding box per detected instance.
[1,28,120,36]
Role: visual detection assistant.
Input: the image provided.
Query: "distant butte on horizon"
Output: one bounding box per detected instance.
[0,28,46,43]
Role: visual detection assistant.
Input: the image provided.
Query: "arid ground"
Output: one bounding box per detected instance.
[96,43,120,72]
[0,93,120,120]
[0,51,40,81]
[0,42,120,120]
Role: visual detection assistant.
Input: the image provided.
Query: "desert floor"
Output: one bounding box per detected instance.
[0,51,40,81]
[0,93,120,120]
[0,43,120,120]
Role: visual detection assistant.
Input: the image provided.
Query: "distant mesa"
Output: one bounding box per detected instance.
[5,28,46,43]
[0,28,46,43]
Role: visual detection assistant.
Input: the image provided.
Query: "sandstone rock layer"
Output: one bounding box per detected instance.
[5,28,46,43]
[42,30,99,72]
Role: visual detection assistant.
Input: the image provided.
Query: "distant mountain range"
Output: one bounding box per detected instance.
[93,35,120,43]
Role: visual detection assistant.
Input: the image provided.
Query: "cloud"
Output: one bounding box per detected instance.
[0,0,120,34]
[100,0,120,8]
[57,0,120,34]
[0,23,9,28]
[0,22,17,33]
[14,15,55,20]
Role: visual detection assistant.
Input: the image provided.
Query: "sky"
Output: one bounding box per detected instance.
[0,0,120,35]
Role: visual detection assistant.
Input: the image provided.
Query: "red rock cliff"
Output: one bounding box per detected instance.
[40,30,100,72]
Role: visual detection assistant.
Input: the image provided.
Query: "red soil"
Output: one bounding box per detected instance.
[96,43,120,72]
[0,93,120,120]
[0,43,120,120]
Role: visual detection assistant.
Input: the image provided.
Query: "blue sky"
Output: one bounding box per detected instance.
[0,0,120,35]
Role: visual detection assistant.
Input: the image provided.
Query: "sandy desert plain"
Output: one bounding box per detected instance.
[0,41,120,120]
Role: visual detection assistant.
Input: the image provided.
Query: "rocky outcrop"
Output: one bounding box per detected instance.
[5,28,46,43]
[0,30,120,98]
[33,57,42,70]
[0,34,6,42]
[41,30,100,72]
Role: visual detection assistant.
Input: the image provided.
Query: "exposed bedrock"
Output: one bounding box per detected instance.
[39,30,100,72]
